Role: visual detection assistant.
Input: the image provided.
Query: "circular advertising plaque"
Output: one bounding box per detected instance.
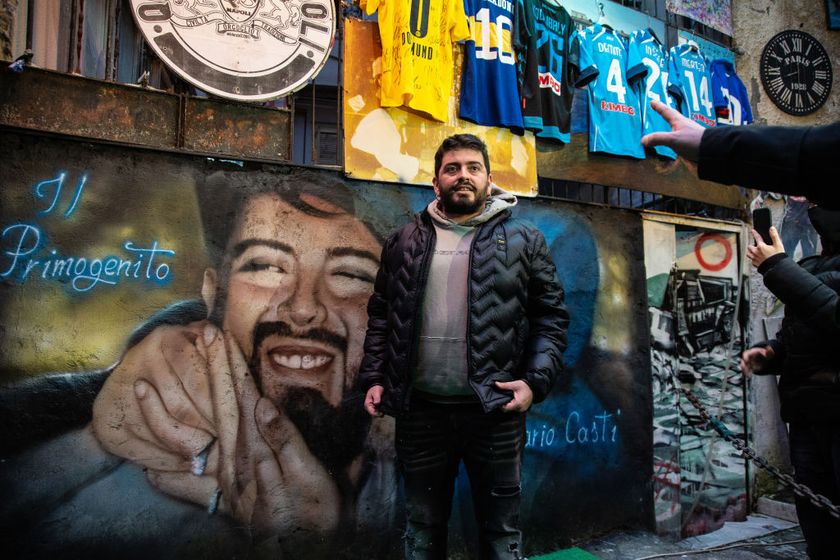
[130,0,336,101]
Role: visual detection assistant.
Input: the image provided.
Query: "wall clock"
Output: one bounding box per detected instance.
[760,30,832,116]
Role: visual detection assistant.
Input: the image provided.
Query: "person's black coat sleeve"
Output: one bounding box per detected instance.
[698,121,840,209]
[760,253,840,331]
[522,231,569,403]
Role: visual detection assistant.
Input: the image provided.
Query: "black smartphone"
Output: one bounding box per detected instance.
[752,207,772,245]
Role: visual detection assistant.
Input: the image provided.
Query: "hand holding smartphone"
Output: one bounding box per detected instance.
[752,207,772,245]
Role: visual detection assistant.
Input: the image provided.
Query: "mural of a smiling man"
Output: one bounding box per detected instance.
[1,171,400,559]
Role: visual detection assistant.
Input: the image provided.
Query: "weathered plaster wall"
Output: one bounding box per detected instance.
[732,0,840,125]
[0,0,18,60]
[0,130,654,558]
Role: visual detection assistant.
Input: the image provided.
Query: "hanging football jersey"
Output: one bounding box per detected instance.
[667,43,716,128]
[571,24,645,159]
[364,0,470,122]
[460,0,528,133]
[627,28,678,160]
[710,59,753,126]
[520,0,574,142]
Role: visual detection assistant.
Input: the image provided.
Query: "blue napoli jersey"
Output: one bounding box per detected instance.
[710,59,753,126]
[460,0,527,133]
[520,0,574,142]
[627,29,678,159]
[571,24,645,159]
[667,43,716,128]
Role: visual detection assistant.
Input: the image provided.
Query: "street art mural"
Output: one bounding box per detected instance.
[0,131,652,558]
[645,218,748,539]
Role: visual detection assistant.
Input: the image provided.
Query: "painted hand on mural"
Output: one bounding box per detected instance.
[92,322,217,473]
[641,100,705,162]
[93,321,345,539]
[496,380,534,412]
[747,226,785,268]
[204,326,341,539]
[739,345,776,377]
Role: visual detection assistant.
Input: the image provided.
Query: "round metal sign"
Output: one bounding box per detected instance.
[130,0,336,101]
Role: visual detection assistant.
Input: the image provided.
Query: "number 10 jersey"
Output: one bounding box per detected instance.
[460,0,528,134]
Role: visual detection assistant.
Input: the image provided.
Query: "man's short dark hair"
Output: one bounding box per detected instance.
[197,168,387,272]
[433,134,491,177]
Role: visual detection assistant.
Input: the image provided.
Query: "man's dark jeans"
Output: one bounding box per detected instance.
[789,423,840,560]
[395,395,526,560]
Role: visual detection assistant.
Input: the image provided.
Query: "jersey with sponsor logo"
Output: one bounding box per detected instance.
[667,43,716,128]
[460,0,528,133]
[710,59,753,125]
[571,24,645,158]
[364,0,469,122]
[627,28,678,159]
[519,0,574,142]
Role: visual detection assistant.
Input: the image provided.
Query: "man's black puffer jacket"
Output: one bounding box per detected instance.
[358,207,569,416]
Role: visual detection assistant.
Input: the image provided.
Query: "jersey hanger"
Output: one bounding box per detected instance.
[596,2,608,26]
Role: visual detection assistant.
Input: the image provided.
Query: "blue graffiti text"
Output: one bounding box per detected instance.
[34,172,87,217]
[565,409,620,445]
[526,423,557,448]
[1,222,175,292]
[526,410,621,449]
[2,173,177,293]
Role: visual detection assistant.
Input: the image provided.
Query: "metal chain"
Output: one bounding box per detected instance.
[681,387,840,520]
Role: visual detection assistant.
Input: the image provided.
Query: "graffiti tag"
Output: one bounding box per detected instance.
[526,409,621,448]
[1,173,176,292]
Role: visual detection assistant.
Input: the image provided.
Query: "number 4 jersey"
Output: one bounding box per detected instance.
[571,24,645,159]
[460,0,528,134]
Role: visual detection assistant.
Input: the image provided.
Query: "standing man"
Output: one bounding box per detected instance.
[360,134,569,559]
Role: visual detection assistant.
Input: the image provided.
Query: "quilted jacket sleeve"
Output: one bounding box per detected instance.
[759,253,840,331]
[358,235,395,392]
[523,229,570,402]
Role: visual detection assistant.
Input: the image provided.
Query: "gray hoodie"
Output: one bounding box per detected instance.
[413,186,517,397]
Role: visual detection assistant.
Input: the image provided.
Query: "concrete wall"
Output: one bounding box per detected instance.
[732,0,840,125]
[0,0,17,60]
[0,130,654,558]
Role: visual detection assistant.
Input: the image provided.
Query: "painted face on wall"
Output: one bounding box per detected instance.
[213,192,381,406]
[203,191,381,471]
[433,148,493,216]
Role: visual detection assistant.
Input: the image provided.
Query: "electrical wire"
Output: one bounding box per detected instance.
[634,538,805,560]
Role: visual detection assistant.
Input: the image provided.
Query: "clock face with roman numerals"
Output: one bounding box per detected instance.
[760,30,833,116]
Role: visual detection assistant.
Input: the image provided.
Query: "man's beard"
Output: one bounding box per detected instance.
[248,321,371,476]
[440,181,488,216]
[280,385,371,476]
